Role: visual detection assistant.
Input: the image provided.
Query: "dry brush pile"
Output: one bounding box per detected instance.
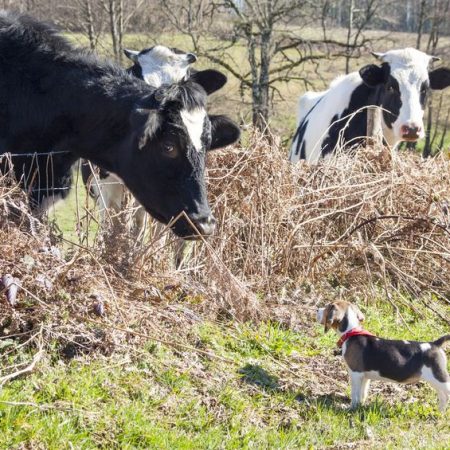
[1,130,450,379]
[197,130,450,321]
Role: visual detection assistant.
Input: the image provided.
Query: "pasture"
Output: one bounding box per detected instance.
[1,27,450,450]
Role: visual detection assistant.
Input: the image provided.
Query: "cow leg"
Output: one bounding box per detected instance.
[130,202,148,240]
[174,239,194,269]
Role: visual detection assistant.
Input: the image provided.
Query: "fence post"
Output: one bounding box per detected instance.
[366,106,383,146]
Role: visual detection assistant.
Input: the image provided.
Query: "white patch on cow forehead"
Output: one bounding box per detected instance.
[180,108,206,151]
[150,45,178,59]
[381,48,431,82]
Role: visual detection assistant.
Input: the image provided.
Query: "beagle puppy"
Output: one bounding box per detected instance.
[317,301,450,411]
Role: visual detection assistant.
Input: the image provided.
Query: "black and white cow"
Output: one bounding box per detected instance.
[81,45,215,231]
[289,48,450,163]
[0,11,240,239]
[124,45,197,86]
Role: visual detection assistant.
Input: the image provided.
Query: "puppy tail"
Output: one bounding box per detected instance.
[432,335,450,347]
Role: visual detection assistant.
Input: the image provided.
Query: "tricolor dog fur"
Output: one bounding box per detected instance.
[317,301,450,411]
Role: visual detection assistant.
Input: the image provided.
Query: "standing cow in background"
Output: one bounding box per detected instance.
[289,48,450,163]
[0,11,240,239]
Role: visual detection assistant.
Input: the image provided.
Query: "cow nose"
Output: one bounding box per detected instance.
[192,215,216,236]
[401,124,422,140]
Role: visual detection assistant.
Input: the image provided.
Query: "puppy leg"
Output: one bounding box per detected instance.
[361,378,371,404]
[421,366,450,412]
[436,382,449,412]
[350,371,364,409]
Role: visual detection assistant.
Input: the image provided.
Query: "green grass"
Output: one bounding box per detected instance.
[1,302,448,449]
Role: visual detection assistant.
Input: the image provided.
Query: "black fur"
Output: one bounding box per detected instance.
[0,12,240,237]
[292,96,323,158]
[429,67,450,90]
[345,336,449,383]
[321,66,400,156]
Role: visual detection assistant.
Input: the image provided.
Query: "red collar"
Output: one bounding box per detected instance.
[337,327,375,348]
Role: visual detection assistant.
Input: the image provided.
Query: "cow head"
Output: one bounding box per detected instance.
[118,70,240,239]
[124,45,197,87]
[359,48,450,146]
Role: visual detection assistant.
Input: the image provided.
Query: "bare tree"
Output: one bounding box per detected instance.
[160,0,377,131]
[343,0,380,74]
[101,0,146,62]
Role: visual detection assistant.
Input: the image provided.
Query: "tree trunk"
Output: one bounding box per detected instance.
[84,0,96,50]
[423,100,433,158]
[405,0,412,32]
[117,0,124,63]
[107,0,122,61]
[336,0,342,27]
[345,0,354,74]
[416,0,426,50]
[253,28,271,131]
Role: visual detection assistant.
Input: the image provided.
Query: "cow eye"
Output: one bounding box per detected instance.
[163,144,177,157]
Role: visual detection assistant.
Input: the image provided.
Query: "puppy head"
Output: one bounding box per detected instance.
[317,301,365,333]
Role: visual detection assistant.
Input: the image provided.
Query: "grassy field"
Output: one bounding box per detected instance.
[1,301,449,449]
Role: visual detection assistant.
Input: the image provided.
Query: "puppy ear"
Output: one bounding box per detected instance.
[324,304,344,333]
[351,304,365,322]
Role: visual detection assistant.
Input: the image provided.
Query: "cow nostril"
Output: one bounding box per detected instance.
[401,124,422,137]
[193,215,216,236]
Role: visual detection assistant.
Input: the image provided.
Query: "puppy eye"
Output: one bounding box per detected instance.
[387,85,394,92]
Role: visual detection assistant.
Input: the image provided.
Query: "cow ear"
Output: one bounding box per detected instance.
[359,64,386,87]
[371,51,384,60]
[429,67,450,90]
[208,115,240,151]
[124,48,139,63]
[190,69,227,95]
[131,109,161,150]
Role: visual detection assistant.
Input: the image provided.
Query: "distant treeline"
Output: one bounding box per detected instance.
[2,0,449,36]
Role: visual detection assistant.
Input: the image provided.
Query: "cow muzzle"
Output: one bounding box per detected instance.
[172,214,216,240]
[188,215,216,239]
[401,124,422,142]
